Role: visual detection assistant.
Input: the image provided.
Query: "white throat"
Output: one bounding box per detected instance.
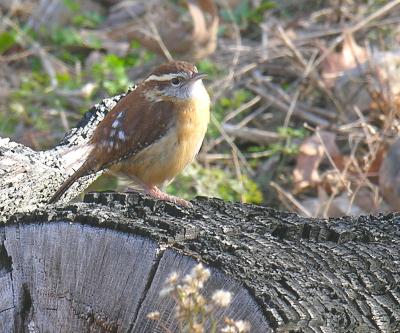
[188,80,209,100]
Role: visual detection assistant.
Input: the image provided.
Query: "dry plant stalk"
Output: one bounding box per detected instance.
[147,263,251,333]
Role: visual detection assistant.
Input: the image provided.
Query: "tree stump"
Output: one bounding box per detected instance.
[1,94,400,332]
[0,191,399,332]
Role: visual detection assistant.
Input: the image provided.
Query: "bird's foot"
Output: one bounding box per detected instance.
[146,186,193,208]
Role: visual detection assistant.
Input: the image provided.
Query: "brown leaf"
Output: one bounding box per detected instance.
[379,139,400,211]
[365,146,386,183]
[320,190,368,217]
[187,0,219,58]
[104,0,219,60]
[300,186,377,218]
[325,45,400,114]
[293,131,341,191]
[321,34,368,88]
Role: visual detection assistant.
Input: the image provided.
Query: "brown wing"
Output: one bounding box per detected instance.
[48,88,176,204]
[87,87,176,173]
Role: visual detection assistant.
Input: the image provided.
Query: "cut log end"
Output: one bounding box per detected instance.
[1,221,267,332]
[1,192,400,333]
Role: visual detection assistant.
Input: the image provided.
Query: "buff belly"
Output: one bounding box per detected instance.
[117,130,197,186]
[112,97,210,187]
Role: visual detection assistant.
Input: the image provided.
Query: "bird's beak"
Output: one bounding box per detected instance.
[190,73,207,82]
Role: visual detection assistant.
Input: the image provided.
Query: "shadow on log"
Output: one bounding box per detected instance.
[0,192,399,332]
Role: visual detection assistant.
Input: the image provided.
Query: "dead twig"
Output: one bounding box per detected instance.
[276,25,345,115]
[210,114,254,176]
[313,0,400,70]
[246,83,331,127]
[222,124,279,145]
[223,95,261,123]
[270,181,312,217]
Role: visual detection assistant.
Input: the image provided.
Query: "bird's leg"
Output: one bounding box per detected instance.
[144,186,193,208]
[120,172,193,208]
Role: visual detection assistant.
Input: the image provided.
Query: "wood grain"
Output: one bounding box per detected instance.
[1,192,400,332]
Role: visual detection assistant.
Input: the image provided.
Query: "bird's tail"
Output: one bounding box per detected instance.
[48,166,87,204]
[49,144,94,204]
[59,144,93,171]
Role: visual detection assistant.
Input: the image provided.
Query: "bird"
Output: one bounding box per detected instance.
[49,61,210,207]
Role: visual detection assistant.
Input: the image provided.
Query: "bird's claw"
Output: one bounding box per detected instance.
[146,186,193,208]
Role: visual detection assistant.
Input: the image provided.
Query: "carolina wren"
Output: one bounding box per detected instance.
[49,61,210,207]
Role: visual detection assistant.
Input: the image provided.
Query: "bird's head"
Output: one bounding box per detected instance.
[141,61,208,102]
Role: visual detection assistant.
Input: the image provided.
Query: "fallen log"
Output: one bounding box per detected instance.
[0,94,125,222]
[1,94,399,332]
[1,192,399,332]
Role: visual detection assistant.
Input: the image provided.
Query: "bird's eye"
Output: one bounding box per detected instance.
[171,77,182,86]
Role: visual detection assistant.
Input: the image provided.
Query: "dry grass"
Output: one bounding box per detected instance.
[147,263,250,333]
[1,0,400,215]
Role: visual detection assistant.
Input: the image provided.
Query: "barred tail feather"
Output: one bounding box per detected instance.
[60,144,93,171]
[49,143,93,204]
[48,166,87,204]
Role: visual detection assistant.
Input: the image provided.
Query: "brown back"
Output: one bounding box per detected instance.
[86,86,176,173]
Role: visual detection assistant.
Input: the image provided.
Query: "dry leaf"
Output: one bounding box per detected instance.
[368,53,400,116]
[321,191,366,217]
[334,52,400,114]
[365,146,386,183]
[321,33,368,88]
[379,138,400,211]
[322,34,400,114]
[293,131,341,191]
[103,0,219,60]
[300,186,377,218]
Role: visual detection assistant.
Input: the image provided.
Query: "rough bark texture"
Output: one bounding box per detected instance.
[1,92,400,332]
[0,191,399,333]
[0,93,125,222]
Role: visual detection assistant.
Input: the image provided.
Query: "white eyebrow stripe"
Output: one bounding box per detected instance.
[144,73,186,82]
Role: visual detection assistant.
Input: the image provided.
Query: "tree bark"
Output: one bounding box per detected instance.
[0,191,399,332]
[0,94,125,223]
[1,94,399,332]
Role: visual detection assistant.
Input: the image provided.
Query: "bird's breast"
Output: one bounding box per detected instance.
[176,97,210,147]
[114,96,210,186]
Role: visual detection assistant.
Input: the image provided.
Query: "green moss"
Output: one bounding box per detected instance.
[277,126,307,139]
[72,12,104,29]
[196,59,222,79]
[0,31,17,54]
[50,27,83,46]
[63,0,80,12]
